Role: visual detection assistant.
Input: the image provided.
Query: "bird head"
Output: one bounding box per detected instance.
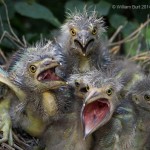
[68,69,123,137]
[73,79,90,99]
[9,41,67,92]
[67,71,94,99]
[61,10,105,56]
[81,81,122,138]
[129,78,150,111]
[71,69,123,138]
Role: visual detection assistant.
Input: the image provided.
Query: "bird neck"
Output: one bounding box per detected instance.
[42,91,58,117]
[78,55,91,73]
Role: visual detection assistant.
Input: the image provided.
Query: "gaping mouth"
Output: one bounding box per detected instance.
[74,39,94,54]
[37,68,61,81]
[82,98,110,136]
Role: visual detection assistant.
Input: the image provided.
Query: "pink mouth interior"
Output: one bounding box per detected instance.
[83,99,110,135]
[37,68,61,81]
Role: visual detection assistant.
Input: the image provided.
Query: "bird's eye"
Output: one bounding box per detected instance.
[29,65,37,73]
[92,28,97,35]
[144,94,150,101]
[70,28,76,36]
[106,88,113,96]
[75,81,80,87]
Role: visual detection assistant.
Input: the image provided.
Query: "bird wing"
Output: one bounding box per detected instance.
[0,67,26,101]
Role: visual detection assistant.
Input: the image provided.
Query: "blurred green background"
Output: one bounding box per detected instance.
[0,0,150,55]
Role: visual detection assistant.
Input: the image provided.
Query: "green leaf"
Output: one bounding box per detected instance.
[96,1,111,16]
[65,0,85,12]
[124,39,138,56]
[15,2,61,27]
[0,0,15,20]
[145,27,150,40]
[110,14,128,29]
[122,21,139,37]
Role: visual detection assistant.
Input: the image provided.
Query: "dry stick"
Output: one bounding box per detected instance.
[22,36,27,47]
[1,0,23,46]
[0,15,4,31]
[109,19,150,46]
[1,0,26,48]
[0,48,7,62]
[0,31,7,44]
[126,42,135,58]
[142,59,150,67]
[118,30,141,58]
[13,144,24,150]
[110,45,120,55]
[109,25,123,43]
[146,14,150,51]
[5,32,23,47]
[130,52,150,61]
[12,132,31,148]
[1,143,15,150]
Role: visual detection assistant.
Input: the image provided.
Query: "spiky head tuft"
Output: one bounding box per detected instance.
[62,8,105,36]
[8,40,66,90]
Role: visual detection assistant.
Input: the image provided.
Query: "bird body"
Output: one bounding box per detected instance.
[58,9,111,75]
[93,98,136,150]
[86,77,150,150]
[0,41,70,145]
[43,103,93,150]
[68,59,144,150]
[126,78,150,149]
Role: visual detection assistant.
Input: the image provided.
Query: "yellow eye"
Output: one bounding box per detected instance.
[29,65,37,73]
[92,28,97,35]
[106,88,113,96]
[70,28,76,36]
[144,94,150,101]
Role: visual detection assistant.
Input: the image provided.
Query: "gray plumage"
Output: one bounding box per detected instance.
[58,9,111,74]
[68,59,143,150]
[42,100,93,150]
[125,77,150,150]
[0,40,73,143]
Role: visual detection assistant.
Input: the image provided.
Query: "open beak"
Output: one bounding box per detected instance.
[81,88,111,138]
[37,60,64,82]
[74,31,94,56]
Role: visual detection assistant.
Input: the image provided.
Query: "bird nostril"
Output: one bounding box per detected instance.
[43,60,52,66]
[79,35,82,39]
[80,86,89,93]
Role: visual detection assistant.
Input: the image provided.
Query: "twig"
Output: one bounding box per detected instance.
[110,45,120,55]
[0,48,7,62]
[0,31,7,44]
[129,51,150,61]
[109,19,150,46]
[13,131,31,148]
[0,15,4,31]
[109,25,123,43]
[1,0,23,46]
[0,0,27,48]
[13,144,24,150]
[1,143,15,150]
